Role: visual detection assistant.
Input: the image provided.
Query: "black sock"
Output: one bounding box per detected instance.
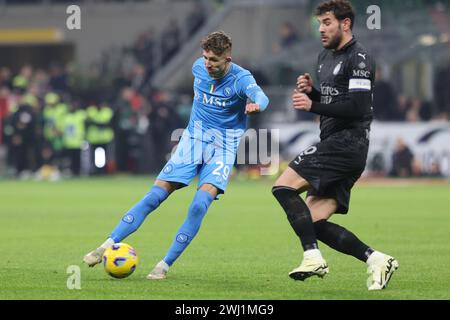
[314,219,374,262]
[272,187,318,251]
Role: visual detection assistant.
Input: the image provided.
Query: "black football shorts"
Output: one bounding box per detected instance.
[288,128,369,214]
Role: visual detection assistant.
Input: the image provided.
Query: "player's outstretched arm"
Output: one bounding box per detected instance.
[238,74,269,114]
[245,91,269,114]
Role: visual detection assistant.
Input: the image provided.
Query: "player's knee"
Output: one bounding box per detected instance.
[141,193,164,212]
[142,185,170,211]
[272,186,309,221]
[307,198,336,222]
[189,201,207,218]
[310,211,332,222]
[313,219,328,234]
[272,186,284,204]
[272,186,295,201]
[187,190,214,221]
[272,185,285,197]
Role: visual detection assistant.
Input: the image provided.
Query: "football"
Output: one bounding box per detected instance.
[103,243,139,279]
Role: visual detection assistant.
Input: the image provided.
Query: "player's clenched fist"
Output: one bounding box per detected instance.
[245,103,261,114]
[296,73,313,94]
[292,90,312,112]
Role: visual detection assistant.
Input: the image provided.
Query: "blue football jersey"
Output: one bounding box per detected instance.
[187,57,267,147]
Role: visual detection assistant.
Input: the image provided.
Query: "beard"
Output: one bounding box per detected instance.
[324,28,343,50]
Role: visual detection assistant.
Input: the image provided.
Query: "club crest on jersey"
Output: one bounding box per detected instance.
[333,61,343,75]
[224,87,233,97]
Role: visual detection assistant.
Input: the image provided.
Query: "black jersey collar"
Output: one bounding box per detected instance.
[333,36,356,53]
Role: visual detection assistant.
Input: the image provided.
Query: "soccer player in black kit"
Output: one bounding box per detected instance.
[272,0,398,290]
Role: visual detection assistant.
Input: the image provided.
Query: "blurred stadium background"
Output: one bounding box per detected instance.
[1,0,450,301]
[1,0,449,180]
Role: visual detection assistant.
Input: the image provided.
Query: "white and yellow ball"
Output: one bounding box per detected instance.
[103,243,139,279]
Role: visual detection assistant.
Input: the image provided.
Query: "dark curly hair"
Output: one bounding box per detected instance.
[315,0,355,30]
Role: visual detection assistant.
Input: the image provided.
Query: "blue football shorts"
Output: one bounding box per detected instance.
[157,132,237,194]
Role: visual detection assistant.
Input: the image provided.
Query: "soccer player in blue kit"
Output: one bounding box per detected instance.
[83,31,269,279]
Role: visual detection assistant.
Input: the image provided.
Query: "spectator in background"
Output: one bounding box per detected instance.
[373,68,397,121]
[404,97,434,122]
[434,59,450,119]
[0,87,11,145]
[148,90,182,169]
[86,102,114,175]
[390,138,414,177]
[368,152,386,177]
[9,98,38,177]
[393,95,411,121]
[237,59,270,86]
[49,63,69,94]
[62,101,86,176]
[185,2,206,38]
[13,65,33,92]
[175,94,192,126]
[418,100,434,121]
[279,22,300,49]
[406,97,422,122]
[114,87,146,173]
[161,19,181,65]
[0,67,12,90]
[273,22,300,53]
[428,161,443,177]
[133,29,156,76]
[32,69,50,97]
[130,64,148,93]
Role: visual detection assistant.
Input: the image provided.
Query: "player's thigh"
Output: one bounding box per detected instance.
[156,135,201,188]
[273,167,310,193]
[198,145,234,194]
[306,196,338,222]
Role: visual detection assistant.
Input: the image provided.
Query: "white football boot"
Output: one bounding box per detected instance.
[83,248,105,267]
[366,251,399,290]
[146,260,170,280]
[289,249,329,281]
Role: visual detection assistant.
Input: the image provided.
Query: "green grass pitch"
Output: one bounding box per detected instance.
[1,176,449,300]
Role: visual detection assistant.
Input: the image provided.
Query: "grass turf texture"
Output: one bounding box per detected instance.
[0,176,449,300]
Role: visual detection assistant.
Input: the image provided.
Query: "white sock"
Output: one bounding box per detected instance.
[304,248,323,259]
[99,238,115,251]
[366,251,383,265]
[158,260,170,271]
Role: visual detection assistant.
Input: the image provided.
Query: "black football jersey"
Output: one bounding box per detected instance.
[314,37,375,140]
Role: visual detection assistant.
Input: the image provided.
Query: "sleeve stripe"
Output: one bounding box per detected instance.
[233,74,246,100]
[349,78,371,91]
